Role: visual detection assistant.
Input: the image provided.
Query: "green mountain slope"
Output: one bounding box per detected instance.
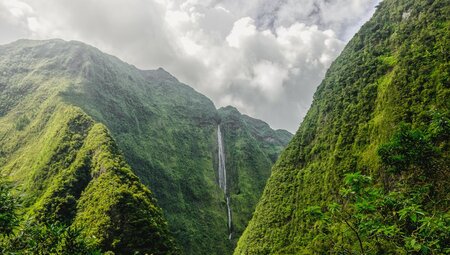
[0,101,176,253]
[235,0,449,254]
[0,39,291,254]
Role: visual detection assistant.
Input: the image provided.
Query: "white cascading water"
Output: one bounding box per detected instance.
[217,125,232,240]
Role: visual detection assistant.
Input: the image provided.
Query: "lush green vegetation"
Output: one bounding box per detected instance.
[0,180,101,254]
[0,92,177,253]
[305,172,449,254]
[235,0,449,253]
[2,221,102,254]
[304,124,449,254]
[0,180,19,236]
[0,39,291,254]
[218,106,292,242]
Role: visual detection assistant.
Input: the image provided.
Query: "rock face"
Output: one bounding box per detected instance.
[235,0,449,254]
[0,39,292,254]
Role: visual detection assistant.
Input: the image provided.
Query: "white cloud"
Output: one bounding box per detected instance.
[0,0,33,42]
[252,60,288,101]
[226,17,257,48]
[0,0,381,132]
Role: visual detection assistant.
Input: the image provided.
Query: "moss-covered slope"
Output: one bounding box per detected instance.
[0,39,291,254]
[235,0,449,254]
[0,100,177,254]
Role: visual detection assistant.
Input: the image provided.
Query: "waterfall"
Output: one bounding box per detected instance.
[226,197,232,240]
[218,125,232,240]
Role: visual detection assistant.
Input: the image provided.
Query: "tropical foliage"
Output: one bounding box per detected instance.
[235,0,449,253]
[305,123,449,254]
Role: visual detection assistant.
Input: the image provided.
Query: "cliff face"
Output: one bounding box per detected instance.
[235,0,449,254]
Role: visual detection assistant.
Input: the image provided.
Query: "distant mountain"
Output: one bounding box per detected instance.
[0,39,292,254]
[235,0,449,254]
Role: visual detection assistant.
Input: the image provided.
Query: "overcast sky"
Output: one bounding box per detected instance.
[0,0,380,132]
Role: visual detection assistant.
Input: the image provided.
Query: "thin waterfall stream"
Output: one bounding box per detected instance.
[217,125,232,240]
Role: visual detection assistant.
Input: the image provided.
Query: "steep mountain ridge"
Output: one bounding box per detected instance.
[0,100,177,254]
[0,39,292,254]
[236,0,449,253]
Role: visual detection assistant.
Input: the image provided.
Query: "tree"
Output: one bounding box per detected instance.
[0,179,19,236]
[306,172,450,254]
[0,178,102,254]
[2,221,102,255]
